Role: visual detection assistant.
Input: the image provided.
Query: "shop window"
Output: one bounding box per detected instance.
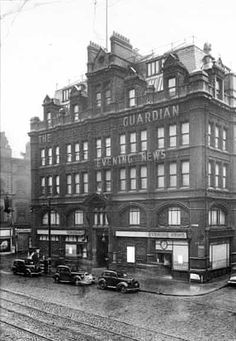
[130,132,137,153]
[55,146,60,164]
[75,143,80,161]
[41,149,46,166]
[75,173,80,194]
[169,125,177,148]
[181,122,189,146]
[168,77,176,96]
[209,243,229,269]
[208,208,226,226]
[127,246,135,263]
[169,162,177,188]
[129,207,140,225]
[181,161,189,187]
[66,144,72,162]
[128,89,136,107]
[168,207,181,225]
[96,139,102,158]
[82,141,88,160]
[157,127,164,149]
[173,242,188,270]
[119,168,126,191]
[120,134,126,154]
[65,244,77,257]
[157,163,164,189]
[140,166,147,189]
[75,210,83,225]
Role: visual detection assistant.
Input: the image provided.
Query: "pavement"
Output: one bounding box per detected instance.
[0,254,229,297]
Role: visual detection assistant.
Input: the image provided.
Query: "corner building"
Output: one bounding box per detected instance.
[29,33,236,281]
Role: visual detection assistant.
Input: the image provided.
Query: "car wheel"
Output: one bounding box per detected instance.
[98,281,106,290]
[75,277,81,286]
[54,276,60,283]
[13,270,17,275]
[120,285,127,293]
[26,270,32,277]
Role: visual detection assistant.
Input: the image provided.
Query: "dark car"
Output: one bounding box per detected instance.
[53,265,95,285]
[97,270,140,293]
[228,266,236,286]
[11,259,41,277]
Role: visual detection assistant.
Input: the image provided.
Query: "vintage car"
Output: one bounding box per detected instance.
[227,266,236,286]
[97,270,140,293]
[53,265,95,285]
[11,259,41,277]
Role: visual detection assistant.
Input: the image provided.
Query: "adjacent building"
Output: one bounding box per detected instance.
[29,33,236,281]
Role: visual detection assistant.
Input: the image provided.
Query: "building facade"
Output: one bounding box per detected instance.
[29,33,236,281]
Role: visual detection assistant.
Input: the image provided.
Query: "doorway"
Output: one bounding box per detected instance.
[96,234,108,267]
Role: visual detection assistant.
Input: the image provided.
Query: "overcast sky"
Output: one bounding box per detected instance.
[1,0,236,157]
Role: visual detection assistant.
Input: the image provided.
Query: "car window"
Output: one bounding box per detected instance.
[117,272,128,278]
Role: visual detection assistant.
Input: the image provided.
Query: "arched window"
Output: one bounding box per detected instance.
[42,210,60,225]
[208,207,226,226]
[158,205,189,227]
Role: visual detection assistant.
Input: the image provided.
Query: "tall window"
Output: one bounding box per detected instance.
[48,176,52,195]
[169,125,177,148]
[169,162,177,188]
[215,163,220,188]
[119,168,126,191]
[208,123,213,146]
[129,207,140,225]
[168,207,181,225]
[55,146,60,164]
[147,60,160,76]
[96,171,102,192]
[47,112,52,128]
[222,165,227,189]
[105,137,111,157]
[215,126,220,149]
[96,92,101,107]
[66,174,72,194]
[82,141,88,160]
[128,89,135,107]
[181,161,189,187]
[105,170,111,192]
[62,89,70,102]
[73,104,79,121]
[157,163,164,189]
[94,210,108,226]
[75,210,83,225]
[215,78,223,100]
[120,134,126,154]
[209,208,225,225]
[67,144,72,162]
[130,167,137,190]
[83,172,88,193]
[140,166,147,189]
[140,130,147,151]
[157,127,164,149]
[130,132,137,153]
[41,177,45,195]
[222,128,227,151]
[42,211,60,225]
[55,175,60,195]
[208,161,214,187]
[105,89,111,106]
[181,122,189,146]
[41,149,45,166]
[48,148,52,165]
[168,77,176,96]
[75,143,80,161]
[96,139,102,158]
[75,173,80,194]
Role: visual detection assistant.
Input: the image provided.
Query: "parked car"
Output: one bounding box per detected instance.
[53,265,95,285]
[11,259,41,277]
[97,270,140,293]
[228,266,236,286]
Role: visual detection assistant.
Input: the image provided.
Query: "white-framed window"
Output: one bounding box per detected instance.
[73,104,79,121]
[169,125,177,148]
[67,144,72,162]
[215,126,220,149]
[208,122,214,146]
[157,163,164,189]
[105,89,111,106]
[147,60,160,76]
[75,143,80,161]
[127,246,135,263]
[41,177,45,195]
[55,175,60,195]
[62,89,70,102]
[181,161,189,187]
[47,112,52,127]
[75,173,80,194]
[222,165,227,189]
[169,162,177,188]
[215,163,220,188]
[42,211,60,225]
[48,176,52,195]
[83,172,88,193]
[82,141,88,160]
[65,244,77,257]
[208,161,214,187]
[48,147,52,165]
[75,210,83,225]
[168,207,181,225]
[157,127,164,149]
[96,171,102,193]
[66,174,72,194]
[94,210,108,226]
[119,168,126,191]
[140,166,147,189]
[168,77,176,96]
[222,128,227,151]
[130,167,137,190]
[130,132,137,153]
[96,139,102,158]
[96,92,101,107]
[140,130,147,151]
[120,134,126,154]
[105,170,111,192]
[55,146,60,164]
[105,137,111,157]
[129,207,140,225]
[128,89,136,107]
[41,149,46,166]
[209,208,226,226]
[181,122,189,146]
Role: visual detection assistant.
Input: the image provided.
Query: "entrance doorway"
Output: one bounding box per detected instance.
[96,234,108,267]
[156,252,172,269]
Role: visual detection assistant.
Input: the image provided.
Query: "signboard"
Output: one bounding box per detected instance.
[149,231,187,239]
[0,238,11,252]
[37,229,85,236]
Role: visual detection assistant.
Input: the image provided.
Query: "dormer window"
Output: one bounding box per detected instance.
[168,77,176,96]
[147,59,161,76]
[128,89,136,107]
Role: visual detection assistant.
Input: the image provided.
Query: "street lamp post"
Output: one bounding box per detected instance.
[48,198,51,260]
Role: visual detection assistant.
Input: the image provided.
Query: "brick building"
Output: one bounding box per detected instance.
[29,33,236,281]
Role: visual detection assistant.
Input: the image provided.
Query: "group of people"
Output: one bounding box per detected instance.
[27,249,50,274]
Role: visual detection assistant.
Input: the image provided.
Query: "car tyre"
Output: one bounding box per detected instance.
[75,277,81,286]
[120,285,127,294]
[54,276,60,283]
[25,270,32,277]
[98,281,106,290]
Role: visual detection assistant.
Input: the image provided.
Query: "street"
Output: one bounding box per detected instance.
[0,270,235,340]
